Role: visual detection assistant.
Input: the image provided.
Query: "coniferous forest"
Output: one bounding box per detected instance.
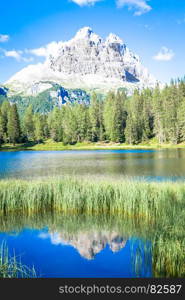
[1,79,185,147]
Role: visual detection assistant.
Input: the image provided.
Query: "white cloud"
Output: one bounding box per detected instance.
[26,47,48,57]
[4,50,23,61]
[4,49,33,62]
[0,34,9,43]
[71,0,101,6]
[1,42,55,62]
[71,0,152,14]
[116,0,152,16]
[153,47,175,61]
[26,41,61,58]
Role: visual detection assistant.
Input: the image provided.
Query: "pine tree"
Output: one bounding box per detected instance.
[48,107,63,142]
[0,110,4,146]
[103,92,115,141]
[178,98,185,142]
[161,84,179,144]
[41,115,49,139]
[7,104,21,145]
[0,101,11,142]
[125,90,143,144]
[111,91,127,142]
[34,114,44,143]
[75,104,89,142]
[23,105,35,140]
[141,89,153,142]
[62,105,78,144]
[125,114,135,144]
[152,85,166,144]
[89,93,104,142]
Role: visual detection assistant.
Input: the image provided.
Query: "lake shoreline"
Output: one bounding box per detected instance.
[1,141,185,151]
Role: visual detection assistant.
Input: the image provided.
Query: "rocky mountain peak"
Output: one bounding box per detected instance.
[105,33,124,45]
[71,26,102,45]
[74,26,93,39]
[5,27,157,96]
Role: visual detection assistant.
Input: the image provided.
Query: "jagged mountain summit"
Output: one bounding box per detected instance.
[6,27,157,96]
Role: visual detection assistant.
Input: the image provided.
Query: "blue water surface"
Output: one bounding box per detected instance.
[0,228,152,278]
[0,148,184,278]
[0,148,185,180]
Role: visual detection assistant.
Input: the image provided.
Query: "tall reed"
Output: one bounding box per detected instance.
[0,241,36,278]
[0,177,184,220]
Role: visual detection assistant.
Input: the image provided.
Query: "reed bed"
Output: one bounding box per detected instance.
[0,177,184,220]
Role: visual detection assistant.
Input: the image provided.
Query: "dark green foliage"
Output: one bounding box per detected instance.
[7,104,21,145]
[47,107,63,142]
[34,115,42,143]
[0,101,11,143]
[0,111,3,146]
[74,104,89,142]
[104,91,127,142]
[9,94,54,116]
[1,78,185,146]
[62,105,78,144]
[23,105,35,140]
[89,93,104,142]
[0,95,7,106]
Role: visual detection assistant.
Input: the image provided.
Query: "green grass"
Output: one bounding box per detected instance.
[0,177,184,219]
[1,139,185,151]
[152,231,185,277]
[0,241,36,278]
[0,177,185,219]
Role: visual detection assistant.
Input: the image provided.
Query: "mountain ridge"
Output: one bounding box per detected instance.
[5,27,157,96]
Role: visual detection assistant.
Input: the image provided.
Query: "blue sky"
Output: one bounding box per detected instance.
[0,0,184,83]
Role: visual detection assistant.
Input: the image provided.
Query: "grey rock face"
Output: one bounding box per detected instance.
[6,27,157,96]
[48,27,153,84]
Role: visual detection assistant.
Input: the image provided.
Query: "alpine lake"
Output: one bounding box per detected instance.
[0,149,184,278]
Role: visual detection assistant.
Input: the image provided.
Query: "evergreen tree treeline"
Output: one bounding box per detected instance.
[1,80,185,146]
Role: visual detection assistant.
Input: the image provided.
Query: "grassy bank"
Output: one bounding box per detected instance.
[1,140,185,151]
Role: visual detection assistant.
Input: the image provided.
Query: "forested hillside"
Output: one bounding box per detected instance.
[0,79,185,146]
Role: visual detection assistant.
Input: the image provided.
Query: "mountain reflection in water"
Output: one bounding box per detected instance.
[39,231,128,260]
[0,214,152,277]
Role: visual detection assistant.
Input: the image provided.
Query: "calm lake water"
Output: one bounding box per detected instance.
[1,148,185,180]
[0,149,184,277]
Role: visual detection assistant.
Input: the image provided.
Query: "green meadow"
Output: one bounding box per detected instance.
[2,140,185,151]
